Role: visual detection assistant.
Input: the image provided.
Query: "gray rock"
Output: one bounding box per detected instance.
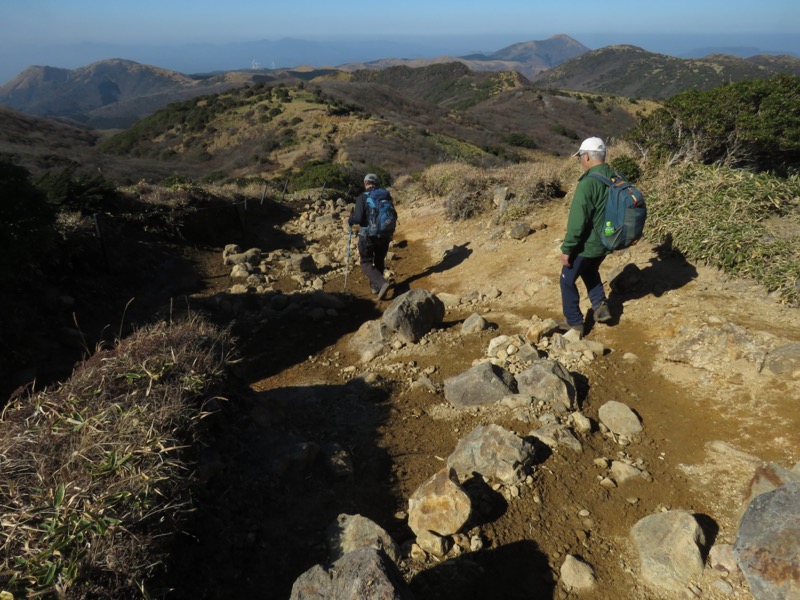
[530,423,583,453]
[289,547,414,600]
[382,289,445,343]
[508,222,531,240]
[436,292,462,307]
[598,400,643,436]
[326,513,401,564]
[447,424,535,485]
[734,482,800,600]
[515,359,576,412]
[461,312,489,334]
[764,342,800,376]
[524,318,559,344]
[288,252,317,273]
[349,319,390,363]
[738,462,800,523]
[443,362,517,407]
[631,510,705,592]
[560,554,597,591]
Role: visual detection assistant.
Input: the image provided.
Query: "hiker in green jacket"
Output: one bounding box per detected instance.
[559,137,613,336]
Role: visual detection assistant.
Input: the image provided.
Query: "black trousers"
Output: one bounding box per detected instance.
[357,234,390,290]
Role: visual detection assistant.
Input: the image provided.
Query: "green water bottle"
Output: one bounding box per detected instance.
[604,221,614,236]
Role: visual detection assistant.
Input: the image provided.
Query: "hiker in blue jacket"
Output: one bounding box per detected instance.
[348,173,393,300]
[559,137,614,336]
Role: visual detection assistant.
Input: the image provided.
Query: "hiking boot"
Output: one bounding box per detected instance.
[377,282,391,300]
[557,320,584,335]
[594,302,612,323]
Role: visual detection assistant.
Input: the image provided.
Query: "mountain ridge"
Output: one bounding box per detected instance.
[3,34,800,129]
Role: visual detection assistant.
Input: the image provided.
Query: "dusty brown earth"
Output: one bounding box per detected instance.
[170,190,800,600]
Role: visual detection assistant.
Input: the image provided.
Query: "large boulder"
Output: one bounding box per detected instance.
[447,424,535,485]
[289,547,414,600]
[734,482,800,600]
[382,289,445,343]
[443,362,517,408]
[407,468,471,538]
[631,510,705,592]
[515,359,576,412]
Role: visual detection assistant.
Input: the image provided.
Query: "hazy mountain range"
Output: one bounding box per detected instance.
[2,33,799,131]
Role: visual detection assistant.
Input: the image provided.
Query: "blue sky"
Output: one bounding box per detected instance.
[3,0,798,43]
[1,0,798,83]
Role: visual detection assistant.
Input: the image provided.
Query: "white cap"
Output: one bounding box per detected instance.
[573,137,606,156]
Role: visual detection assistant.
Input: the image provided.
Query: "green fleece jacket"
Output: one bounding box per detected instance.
[560,163,615,258]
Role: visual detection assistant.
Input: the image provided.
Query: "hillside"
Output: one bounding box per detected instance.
[532,45,800,99]
[532,46,800,100]
[0,59,269,128]
[94,68,653,181]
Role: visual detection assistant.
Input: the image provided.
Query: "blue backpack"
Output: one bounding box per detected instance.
[364,188,397,238]
[588,172,647,251]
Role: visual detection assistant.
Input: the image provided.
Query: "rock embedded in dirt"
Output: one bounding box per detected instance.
[515,359,576,413]
[598,400,643,437]
[559,554,597,591]
[382,289,445,343]
[631,509,706,592]
[447,423,535,485]
[461,312,489,334]
[443,361,517,407]
[407,468,471,538]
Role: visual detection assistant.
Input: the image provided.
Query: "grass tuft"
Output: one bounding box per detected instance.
[0,316,231,598]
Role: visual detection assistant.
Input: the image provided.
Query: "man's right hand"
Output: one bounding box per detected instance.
[561,253,572,267]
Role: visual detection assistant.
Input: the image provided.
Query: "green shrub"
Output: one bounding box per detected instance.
[36,166,122,214]
[609,155,642,182]
[0,159,56,285]
[291,162,361,194]
[628,74,800,174]
[503,133,538,149]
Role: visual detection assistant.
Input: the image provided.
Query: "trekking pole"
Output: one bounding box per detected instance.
[343,227,353,292]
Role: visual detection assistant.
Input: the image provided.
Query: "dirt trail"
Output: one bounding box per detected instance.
[240,195,799,599]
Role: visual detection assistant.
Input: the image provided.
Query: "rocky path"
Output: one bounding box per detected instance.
[183,193,800,599]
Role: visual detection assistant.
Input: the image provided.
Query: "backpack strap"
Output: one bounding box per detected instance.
[587,172,610,185]
[586,172,614,243]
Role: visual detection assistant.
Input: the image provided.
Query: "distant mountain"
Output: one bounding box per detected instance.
[0,59,273,128]
[338,34,589,79]
[531,45,800,99]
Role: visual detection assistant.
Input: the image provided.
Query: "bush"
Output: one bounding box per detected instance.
[609,155,642,182]
[444,193,487,221]
[503,133,538,149]
[628,74,800,174]
[0,159,56,285]
[291,161,362,195]
[36,166,122,214]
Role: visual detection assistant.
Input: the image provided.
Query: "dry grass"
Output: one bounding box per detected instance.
[400,155,569,221]
[644,163,800,305]
[0,316,231,598]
